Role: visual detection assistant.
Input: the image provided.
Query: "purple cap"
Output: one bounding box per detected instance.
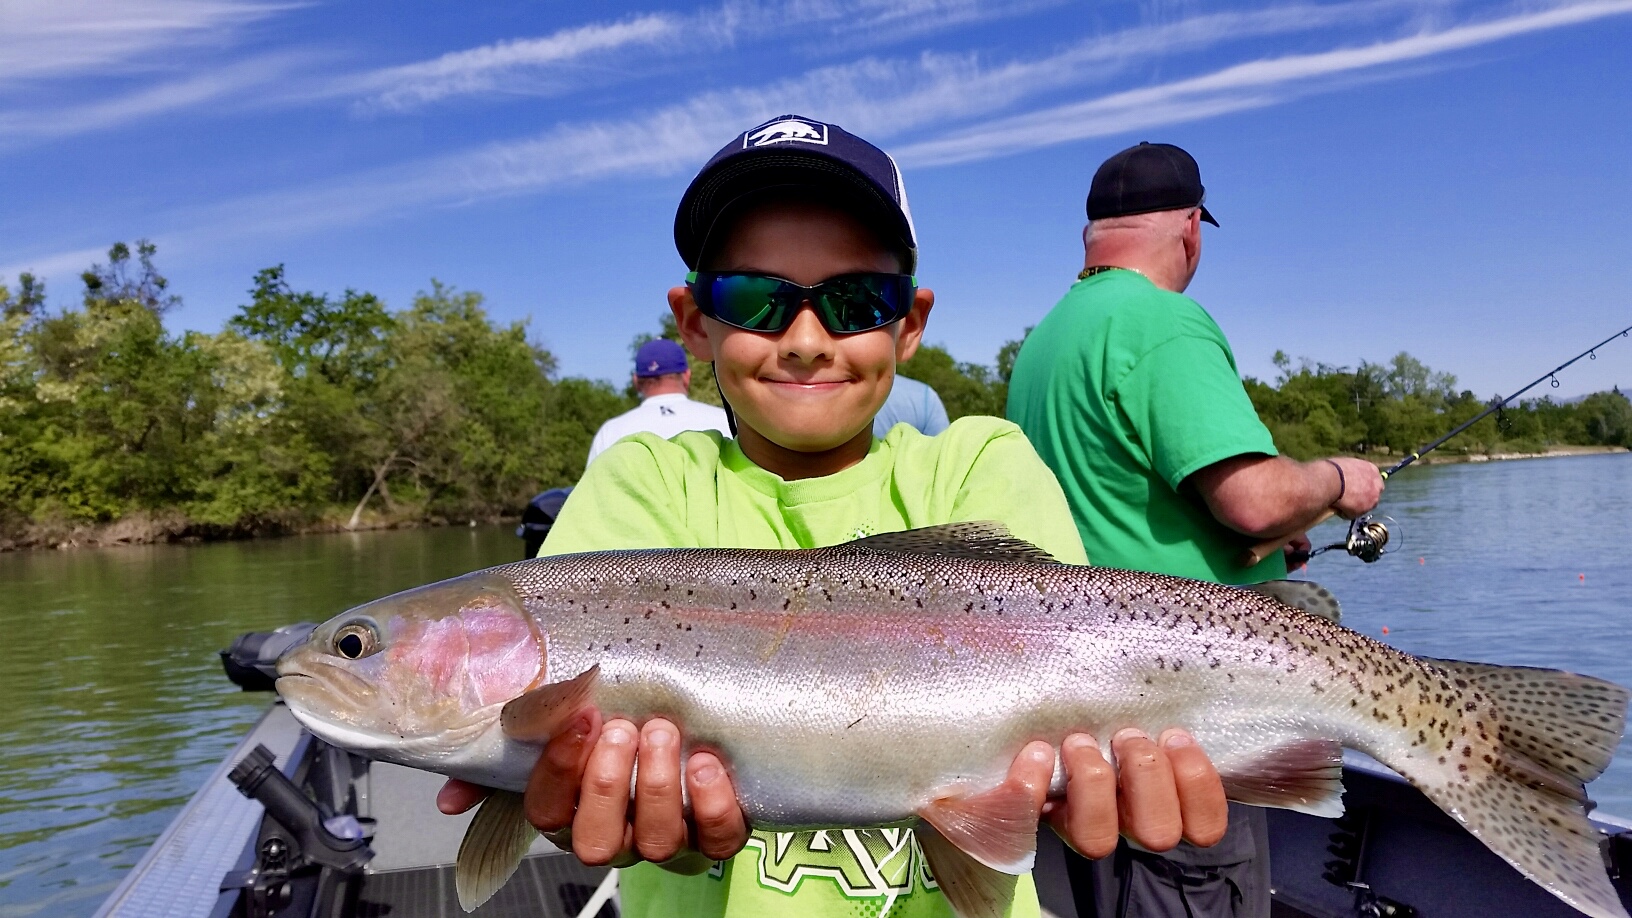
[674,114,917,272]
[634,339,689,378]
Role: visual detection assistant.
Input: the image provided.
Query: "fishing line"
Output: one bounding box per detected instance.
[1322,321,1631,564]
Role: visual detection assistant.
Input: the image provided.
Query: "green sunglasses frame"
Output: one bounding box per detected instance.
[685,271,918,335]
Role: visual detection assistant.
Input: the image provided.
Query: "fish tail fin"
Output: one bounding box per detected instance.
[1407,658,1630,918]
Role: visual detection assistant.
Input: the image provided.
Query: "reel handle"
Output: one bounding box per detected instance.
[1237,509,1336,568]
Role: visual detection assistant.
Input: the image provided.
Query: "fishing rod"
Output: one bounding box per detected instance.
[1248,320,1632,567]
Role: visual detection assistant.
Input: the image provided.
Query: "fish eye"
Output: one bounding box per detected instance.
[333,622,379,660]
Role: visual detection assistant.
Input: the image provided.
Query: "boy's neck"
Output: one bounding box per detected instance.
[735,425,873,481]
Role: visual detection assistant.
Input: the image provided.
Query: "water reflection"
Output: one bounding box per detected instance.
[0,525,521,918]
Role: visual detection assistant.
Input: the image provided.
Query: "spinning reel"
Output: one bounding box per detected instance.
[1310,515,1396,564]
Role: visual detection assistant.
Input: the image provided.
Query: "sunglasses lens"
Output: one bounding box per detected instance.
[691,273,914,333]
[816,275,910,333]
[703,274,797,331]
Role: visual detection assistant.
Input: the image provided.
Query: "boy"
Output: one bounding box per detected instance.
[440,115,1227,917]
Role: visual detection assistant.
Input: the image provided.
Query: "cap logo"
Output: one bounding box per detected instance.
[646,360,660,372]
[745,119,827,148]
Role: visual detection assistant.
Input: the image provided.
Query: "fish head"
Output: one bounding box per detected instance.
[276,571,544,766]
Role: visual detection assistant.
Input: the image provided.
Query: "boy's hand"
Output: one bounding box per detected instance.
[439,717,1228,870]
[1039,728,1229,857]
[437,710,748,874]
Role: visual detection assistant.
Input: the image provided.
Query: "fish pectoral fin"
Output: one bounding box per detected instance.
[1218,738,1345,818]
[454,790,536,912]
[845,522,1061,565]
[500,664,600,743]
[915,823,1021,918]
[1244,580,1342,623]
[916,781,1040,874]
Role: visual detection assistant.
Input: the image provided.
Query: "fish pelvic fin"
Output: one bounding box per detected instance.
[454,790,536,912]
[844,522,1061,565]
[1404,659,1631,918]
[1244,580,1342,623]
[915,823,1021,918]
[1217,738,1346,818]
[916,781,1041,874]
[499,664,600,744]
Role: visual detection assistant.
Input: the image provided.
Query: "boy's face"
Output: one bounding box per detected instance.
[669,199,932,457]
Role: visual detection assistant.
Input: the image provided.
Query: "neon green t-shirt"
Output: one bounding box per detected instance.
[539,416,1088,918]
[1005,269,1284,585]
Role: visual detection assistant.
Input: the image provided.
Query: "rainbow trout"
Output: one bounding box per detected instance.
[276,523,1629,918]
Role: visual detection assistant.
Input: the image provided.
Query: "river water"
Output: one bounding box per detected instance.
[1,453,1629,917]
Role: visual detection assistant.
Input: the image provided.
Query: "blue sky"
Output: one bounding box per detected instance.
[2,0,1629,398]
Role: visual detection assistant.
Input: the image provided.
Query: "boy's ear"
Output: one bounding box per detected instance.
[668,286,715,361]
[894,287,934,363]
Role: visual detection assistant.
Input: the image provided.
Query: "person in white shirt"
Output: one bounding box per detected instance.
[585,339,732,467]
[872,374,950,438]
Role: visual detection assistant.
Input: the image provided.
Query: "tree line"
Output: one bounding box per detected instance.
[1,243,1627,547]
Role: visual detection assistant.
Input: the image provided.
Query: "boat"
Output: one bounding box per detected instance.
[93,625,1632,918]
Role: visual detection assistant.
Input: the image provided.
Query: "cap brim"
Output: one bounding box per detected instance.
[1200,204,1219,227]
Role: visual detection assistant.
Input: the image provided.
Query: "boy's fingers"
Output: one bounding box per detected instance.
[523,708,600,833]
[1005,741,1056,808]
[1111,729,1183,852]
[1159,729,1229,848]
[572,719,639,866]
[437,778,489,815]
[686,752,748,861]
[632,719,688,863]
[1048,734,1119,859]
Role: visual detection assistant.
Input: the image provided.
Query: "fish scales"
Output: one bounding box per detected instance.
[276,525,1631,918]
[501,547,1440,825]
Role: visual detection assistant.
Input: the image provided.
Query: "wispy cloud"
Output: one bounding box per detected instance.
[16,0,1628,269]
[347,15,681,113]
[0,0,291,84]
[894,0,1632,165]
[342,0,1059,113]
[0,53,313,144]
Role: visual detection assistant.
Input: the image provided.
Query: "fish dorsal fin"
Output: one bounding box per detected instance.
[1245,580,1342,623]
[845,523,1060,565]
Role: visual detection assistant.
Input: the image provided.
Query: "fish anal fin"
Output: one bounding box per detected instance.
[847,523,1060,565]
[916,780,1040,874]
[500,664,600,744]
[1219,738,1345,818]
[916,823,1021,918]
[454,790,536,912]
[1245,580,1342,623]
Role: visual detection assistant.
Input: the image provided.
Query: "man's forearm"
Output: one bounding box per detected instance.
[1190,455,1342,539]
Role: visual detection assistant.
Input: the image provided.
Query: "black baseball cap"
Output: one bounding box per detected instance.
[1087,142,1218,226]
[674,115,918,272]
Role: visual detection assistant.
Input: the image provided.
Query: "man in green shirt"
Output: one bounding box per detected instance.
[441,118,1234,918]
[1007,142,1384,917]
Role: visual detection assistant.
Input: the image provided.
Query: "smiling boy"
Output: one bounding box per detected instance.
[440,115,1228,918]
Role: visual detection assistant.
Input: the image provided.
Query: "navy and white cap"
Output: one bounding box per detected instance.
[674,115,917,272]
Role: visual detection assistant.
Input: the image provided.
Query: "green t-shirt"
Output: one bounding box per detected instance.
[540,416,1087,918]
[1005,269,1284,585]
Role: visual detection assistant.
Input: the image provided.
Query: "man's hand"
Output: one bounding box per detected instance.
[1327,457,1384,520]
[1283,532,1312,570]
[1041,729,1228,857]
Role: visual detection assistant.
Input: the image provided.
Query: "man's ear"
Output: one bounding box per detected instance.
[1182,210,1203,266]
[669,286,715,361]
[894,287,934,363]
